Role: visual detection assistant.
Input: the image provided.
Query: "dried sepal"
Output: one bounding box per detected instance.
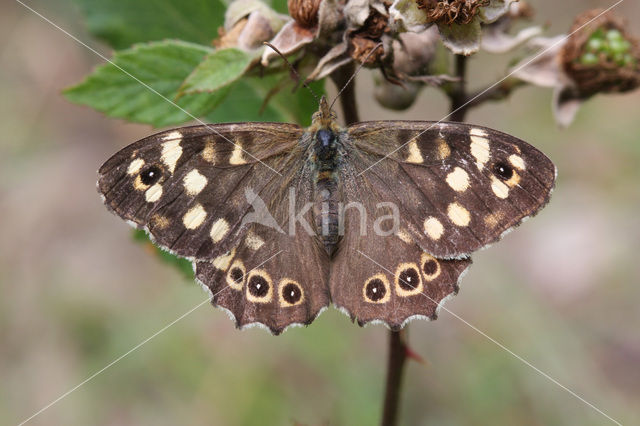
[217,0,288,51]
[261,0,342,66]
[481,1,542,54]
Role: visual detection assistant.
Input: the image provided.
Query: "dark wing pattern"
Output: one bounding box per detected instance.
[346,121,556,259]
[98,123,302,260]
[329,144,472,329]
[98,123,331,333]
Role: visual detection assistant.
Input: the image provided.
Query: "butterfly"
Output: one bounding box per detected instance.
[98,96,556,335]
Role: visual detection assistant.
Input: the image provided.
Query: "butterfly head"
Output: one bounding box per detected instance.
[311,96,339,131]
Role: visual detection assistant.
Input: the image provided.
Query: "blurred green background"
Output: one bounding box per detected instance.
[1,0,639,425]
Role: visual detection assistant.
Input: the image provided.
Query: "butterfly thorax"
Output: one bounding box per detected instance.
[309,98,343,256]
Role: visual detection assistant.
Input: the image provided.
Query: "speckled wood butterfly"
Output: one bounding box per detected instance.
[98,97,556,334]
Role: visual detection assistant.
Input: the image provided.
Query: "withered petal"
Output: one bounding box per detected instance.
[261,20,315,66]
[438,18,482,56]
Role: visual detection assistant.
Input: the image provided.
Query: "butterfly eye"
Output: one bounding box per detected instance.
[365,278,387,302]
[423,259,437,276]
[282,283,302,304]
[492,162,513,181]
[140,165,162,185]
[229,267,244,285]
[421,253,441,281]
[248,275,270,298]
[398,268,420,291]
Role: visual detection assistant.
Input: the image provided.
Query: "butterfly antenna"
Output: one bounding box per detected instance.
[263,42,320,104]
[329,43,383,111]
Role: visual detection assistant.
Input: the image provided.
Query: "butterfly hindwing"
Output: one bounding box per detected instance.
[329,212,472,329]
[346,121,556,258]
[98,123,304,260]
[194,223,331,334]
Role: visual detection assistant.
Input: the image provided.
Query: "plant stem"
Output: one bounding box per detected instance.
[449,54,468,122]
[330,63,360,124]
[381,329,408,426]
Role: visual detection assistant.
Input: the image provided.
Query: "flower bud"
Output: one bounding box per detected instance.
[561,9,640,96]
[288,0,322,28]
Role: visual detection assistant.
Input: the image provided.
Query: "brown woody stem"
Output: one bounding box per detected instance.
[449,54,468,122]
[330,63,360,125]
[381,329,408,426]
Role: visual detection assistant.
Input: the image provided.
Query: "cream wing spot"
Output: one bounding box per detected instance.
[423,217,444,240]
[127,158,145,175]
[145,184,163,203]
[509,154,526,170]
[210,218,230,242]
[229,142,247,165]
[245,232,265,250]
[405,139,423,164]
[212,248,236,270]
[161,138,183,174]
[437,138,451,159]
[447,202,471,227]
[183,169,207,196]
[446,167,470,192]
[470,134,490,170]
[470,127,488,137]
[183,204,207,229]
[133,175,149,191]
[490,176,509,199]
[396,229,412,244]
[202,141,216,163]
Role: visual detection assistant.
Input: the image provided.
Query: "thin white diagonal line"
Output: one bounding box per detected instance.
[356,249,622,426]
[16,298,210,426]
[356,0,626,177]
[13,0,282,177]
[18,250,284,425]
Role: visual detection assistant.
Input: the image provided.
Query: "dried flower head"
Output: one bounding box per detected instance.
[420,0,490,26]
[288,0,323,28]
[561,9,640,97]
[512,9,640,127]
[390,0,517,55]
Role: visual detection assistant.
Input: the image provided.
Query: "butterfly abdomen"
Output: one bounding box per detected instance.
[311,128,342,256]
[314,171,341,256]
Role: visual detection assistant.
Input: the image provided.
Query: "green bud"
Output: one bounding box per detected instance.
[590,28,606,41]
[580,52,599,65]
[606,29,623,41]
[623,53,636,66]
[586,38,604,52]
[609,39,629,54]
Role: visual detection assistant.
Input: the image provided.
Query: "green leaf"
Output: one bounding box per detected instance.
[132,230,194,280]
[64,40,225,127]
[205,76,325,126]
[72,0,226,50]
[180,48,255,96]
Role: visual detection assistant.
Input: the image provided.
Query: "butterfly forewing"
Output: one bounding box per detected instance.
[98,123,303,260]
[346,121,556,259]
